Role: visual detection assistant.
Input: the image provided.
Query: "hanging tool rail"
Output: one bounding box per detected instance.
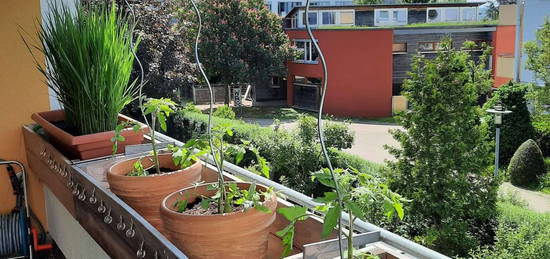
[22,125,186,259]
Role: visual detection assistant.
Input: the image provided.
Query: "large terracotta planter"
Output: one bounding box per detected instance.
[31,109,149,160]
[107,154,202,234]
[160,182,277,259]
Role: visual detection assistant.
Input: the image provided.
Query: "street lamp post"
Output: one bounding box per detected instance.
[486,103,512,177]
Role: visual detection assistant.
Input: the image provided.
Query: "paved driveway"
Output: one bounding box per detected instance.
[242,118,401,164]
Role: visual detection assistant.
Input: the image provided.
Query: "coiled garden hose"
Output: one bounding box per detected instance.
[0,208,29,257]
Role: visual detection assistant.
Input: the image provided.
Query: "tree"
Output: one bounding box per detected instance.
[178,0,294,87]
[385,38,498,256]
[483,82,535,166]
[525,18,550,114]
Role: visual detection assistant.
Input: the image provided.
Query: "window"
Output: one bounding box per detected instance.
[375,8,407,26]
[378,10,389,21]
[392,43,407,53]
[311,1,331,6]
[302,12,318,26]
[339,11,354,24]
[293,39,319,63]
[278,1,302,16]
[461,7,477,21]
[444,8,459,22]
[418,42,440,52]
[322,12,336,25]
[427,8,442,22]
[335,1,353,5]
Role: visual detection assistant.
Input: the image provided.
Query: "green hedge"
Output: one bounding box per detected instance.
[167,111,380,196]
[469,202,550,259]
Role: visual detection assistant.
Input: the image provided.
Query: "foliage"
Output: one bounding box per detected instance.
[176,182,273,215]
[177,0,294,86]
[128,159,147,177]
[525,18,550,114]
[181,102,202,113]
[508,139,546,187]
[224,140,270,179]
[143,98,177,174]
[167,111,366,196]
[213,105,236,120]
[168,139,209,169]
[277,167,406,258]
[117,0,197,101]
[296,115,355,150]
[110,121,141,155]
[469,201,550,259]
[386,38,497,256]
[23,2,139,135]
[483,82,535,165]
[532,114,550,157]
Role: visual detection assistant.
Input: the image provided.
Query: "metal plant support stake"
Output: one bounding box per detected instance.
[188,0,227,201]
[304,0,345,257]
[486,103,512,177]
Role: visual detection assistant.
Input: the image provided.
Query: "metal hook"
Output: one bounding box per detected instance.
[72,183,80,196]
[89,188,97,204]
[78,188,86,201]
[116,215,126,231]
[104,208,113,224]
[98,201,107,214]
[125,219,135,238]
[136,240,146,258]
[67,177,74,188]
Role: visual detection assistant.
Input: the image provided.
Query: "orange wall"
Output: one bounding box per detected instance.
[492,25,516,87]
[286,29,393,118]
[0,0,49,227]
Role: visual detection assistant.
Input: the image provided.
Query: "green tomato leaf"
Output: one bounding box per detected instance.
[322,204,341,238]
[344,200,365,220]
[277,206,307,222]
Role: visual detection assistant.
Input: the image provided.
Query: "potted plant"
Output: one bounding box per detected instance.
[24,2,147,160]
[108,98,206,234]
[277,167,407,258]
[160,124,276,258]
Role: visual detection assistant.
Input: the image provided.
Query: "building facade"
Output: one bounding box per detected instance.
[284,3,515,117]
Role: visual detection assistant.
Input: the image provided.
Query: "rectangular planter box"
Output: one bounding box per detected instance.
[31,109,149,160]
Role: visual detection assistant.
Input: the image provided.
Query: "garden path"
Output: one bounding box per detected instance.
[500,182,550,213]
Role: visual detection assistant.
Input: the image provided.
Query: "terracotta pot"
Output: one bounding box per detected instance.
[31,109,149,160]
[160,182,277,259]
[107,154,202,234]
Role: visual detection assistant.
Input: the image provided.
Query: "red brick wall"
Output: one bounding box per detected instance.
[286,29,393,118]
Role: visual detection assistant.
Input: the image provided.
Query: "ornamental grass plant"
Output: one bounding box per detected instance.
[24,2,139,135]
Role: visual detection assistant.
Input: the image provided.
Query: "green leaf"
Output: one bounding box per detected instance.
[254,204,271,213]
[235,151,244,165]
[344,200,365,220]
[313,191,338,204]
[321,205,341,238]
[200,198,210,209]
[176,200,188,213]
[116,135,125,141]
[277,206,307,221]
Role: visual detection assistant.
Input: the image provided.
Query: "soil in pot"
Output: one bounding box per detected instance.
[160,182,277,259]
[107,154,202,235]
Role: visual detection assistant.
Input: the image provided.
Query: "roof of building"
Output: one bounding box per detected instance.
[285,2,484,18]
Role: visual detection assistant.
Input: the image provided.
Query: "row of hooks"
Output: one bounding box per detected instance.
[39,146,173,259]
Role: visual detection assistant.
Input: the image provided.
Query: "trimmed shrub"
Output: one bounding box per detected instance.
[325,121,354,150]
[213,105,236,119]
[508,139,546,187]
[483,82,535,166]
[532,114,550,157]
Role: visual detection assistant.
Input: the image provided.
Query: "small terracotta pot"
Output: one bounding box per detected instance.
[160,182,277,259]
[31,109,149,160]
[107,154,202,234]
